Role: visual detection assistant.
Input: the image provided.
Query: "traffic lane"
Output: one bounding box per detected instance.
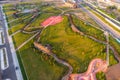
[0,6,17,80]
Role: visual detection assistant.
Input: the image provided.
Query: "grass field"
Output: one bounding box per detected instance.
[110,36,120,55]
[72,15,106,41]
[3,3,67,80]
[12,32,34,48]
[3,2,119,80]
[18,40,67,80]
[40,16,117,73]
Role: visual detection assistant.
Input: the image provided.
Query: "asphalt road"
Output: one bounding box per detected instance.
[0,6,17,80]
[75,0,120,40]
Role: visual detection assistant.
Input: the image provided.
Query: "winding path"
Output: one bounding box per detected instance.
[34,42,73,80]
[69,59,107,80]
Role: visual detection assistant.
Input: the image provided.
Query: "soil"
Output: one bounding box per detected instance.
[105,63,120,80]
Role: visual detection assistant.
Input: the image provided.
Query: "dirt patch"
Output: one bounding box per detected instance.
[105,63,120,80]
[41,16,63,27]
[74,12,89,21]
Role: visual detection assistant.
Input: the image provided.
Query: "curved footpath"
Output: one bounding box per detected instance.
[69,59,107,80]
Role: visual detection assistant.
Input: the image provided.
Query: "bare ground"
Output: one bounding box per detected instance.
[105,63,120,80]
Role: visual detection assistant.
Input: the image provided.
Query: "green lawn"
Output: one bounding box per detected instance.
[72,15,106,41]
[40,16,117,73]
[110,36,120,55]
[12,32,33,48]
[18,40,66,80]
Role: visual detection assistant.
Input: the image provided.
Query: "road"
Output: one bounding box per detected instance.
[0,5,17,80]
[75,0,120,40]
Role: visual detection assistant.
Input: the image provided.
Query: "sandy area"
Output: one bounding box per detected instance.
[105,63,120,80]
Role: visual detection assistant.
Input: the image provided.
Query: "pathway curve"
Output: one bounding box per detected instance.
[69,59,107,80]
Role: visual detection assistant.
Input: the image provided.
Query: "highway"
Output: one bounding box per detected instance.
[75,0,120,40]
[0,5,17,80]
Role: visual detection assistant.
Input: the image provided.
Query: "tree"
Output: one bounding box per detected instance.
[107,5,117,11]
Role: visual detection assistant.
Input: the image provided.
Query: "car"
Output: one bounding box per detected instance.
[15,66,19,70]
